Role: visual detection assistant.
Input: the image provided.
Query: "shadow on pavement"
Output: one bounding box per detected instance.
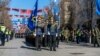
[22,41,34,47]
[65,42,99,48]
[21,46,50,51]
[21,41,50,51]
[21,46,37,50]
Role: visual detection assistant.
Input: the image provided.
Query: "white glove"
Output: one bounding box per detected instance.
[56,33,58,37]
[48,32,50,35]
[43,34,44,37]
[34,33,36,36]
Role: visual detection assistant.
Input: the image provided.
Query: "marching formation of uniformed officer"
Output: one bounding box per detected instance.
[26,16,60,51]
[0,24,13,46]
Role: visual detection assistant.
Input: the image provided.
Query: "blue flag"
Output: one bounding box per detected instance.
[27,0,38,31]
[34,0,38,16]
[53,5,60,21]
[96,0,100,15]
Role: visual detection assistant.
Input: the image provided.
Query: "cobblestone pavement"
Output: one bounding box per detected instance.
[0,38,100,56]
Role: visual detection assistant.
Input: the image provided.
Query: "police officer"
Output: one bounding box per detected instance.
[5,29,9,42]
[46,20,51,47]
[55,21,60,48]
[93,27,100,47]
[92,28,98,47]
[49,17,57,51]
[76,28,81,44]
[0,25,6,46]
[9,30,12,40]
[35,17,44,51]
[60,28,65,42]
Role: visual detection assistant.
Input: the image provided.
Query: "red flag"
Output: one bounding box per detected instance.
[26,10,31,15]
[20,9,27,14]
[12,8,19,12]
[20,9,42,14]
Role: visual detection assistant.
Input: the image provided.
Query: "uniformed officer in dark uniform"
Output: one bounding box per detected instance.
[76,28,81,44]
[35,17,44,51]
[93,27,100,47]
[55,21,60,48]
[49,17,57,51]
[46,20,51,47]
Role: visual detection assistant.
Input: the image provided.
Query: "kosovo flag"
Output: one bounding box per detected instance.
[27,0,38,31]
[96,0,100,15]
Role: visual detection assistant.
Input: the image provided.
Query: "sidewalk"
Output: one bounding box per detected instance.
[0,38,100,56]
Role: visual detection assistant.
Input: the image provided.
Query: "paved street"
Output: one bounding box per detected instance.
[0,38,100,56]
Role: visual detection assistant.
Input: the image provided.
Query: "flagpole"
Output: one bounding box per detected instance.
[35,16,37,36]
[53,0,60,36]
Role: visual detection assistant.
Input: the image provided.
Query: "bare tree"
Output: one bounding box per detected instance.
[0,0,12,30]
[69,0,94,30]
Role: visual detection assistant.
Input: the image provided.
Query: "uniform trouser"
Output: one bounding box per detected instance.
[49,35,56,51]
[1,37,5,46]
[6,35,9,42]
[93,37,99,47]
[76,36,80,44]
[10,35,12,40]
[94,41,99,47]
[35,35,42,50]
[43,35,47,47]
[44,35,50,47]
[56,36,60,48]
